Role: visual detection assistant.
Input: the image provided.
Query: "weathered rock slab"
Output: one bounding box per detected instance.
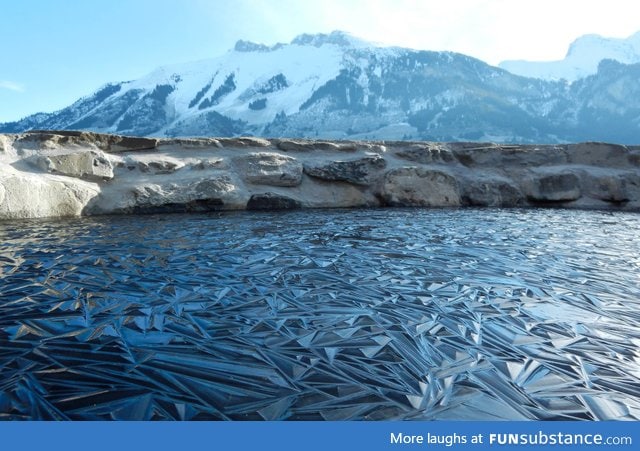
[380,168,461,207]
[526,171,581,202]
[217,137,271,148]
[452,143,568,167]
[118,175,241,214]
[191,158,226,170]
[235,152,302,187]
[583,173,631,203]
[304,156,386,185]
[247,192,301,210]
[396,144,454,164]
[462,178,524,207]
[133,157,185,174]
[276,139,358,152]
[192,177,237,199]
[15,131,158,153]
[566,142,630,167]
[35,150,114,181]
[0,135,9,153]
[0,173,98,219]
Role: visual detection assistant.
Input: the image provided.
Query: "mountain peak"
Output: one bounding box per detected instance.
[566,34,604,57]
[233,40,274,52]
[500,30,640,82]
[291,31,371,48]
[565,32,640,59]
[233,31,369,54]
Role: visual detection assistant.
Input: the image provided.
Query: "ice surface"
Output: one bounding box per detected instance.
[0,208,639,420]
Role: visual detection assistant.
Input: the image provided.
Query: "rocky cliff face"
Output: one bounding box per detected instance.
[0,131,638,220]
[2,31,640,144]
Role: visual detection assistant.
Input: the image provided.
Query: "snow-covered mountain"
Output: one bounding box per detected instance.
[499,31,640,82]
[2,30,640,144]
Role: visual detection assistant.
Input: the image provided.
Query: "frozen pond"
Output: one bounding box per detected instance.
[1,208,639,420]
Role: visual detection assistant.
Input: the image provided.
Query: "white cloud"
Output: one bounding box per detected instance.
[0,80,24,92]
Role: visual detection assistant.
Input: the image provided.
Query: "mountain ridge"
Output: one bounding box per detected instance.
[2,30,640,144]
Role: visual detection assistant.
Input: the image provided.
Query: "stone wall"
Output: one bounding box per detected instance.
[0,131,639,219]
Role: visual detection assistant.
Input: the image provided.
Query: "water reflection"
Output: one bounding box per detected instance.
[0,208,639,420]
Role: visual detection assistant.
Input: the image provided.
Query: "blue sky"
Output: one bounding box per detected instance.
[1,0,639,122]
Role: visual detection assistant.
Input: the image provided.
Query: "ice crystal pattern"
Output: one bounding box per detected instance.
[1,209,639,420]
